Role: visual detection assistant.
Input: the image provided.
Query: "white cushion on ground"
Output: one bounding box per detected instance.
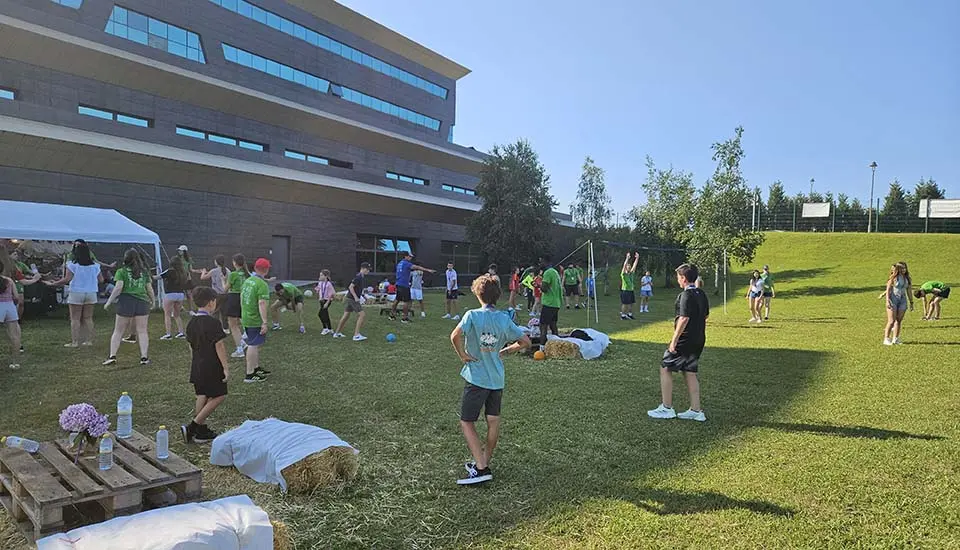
[546,328,611,360]
[210,418,357,492]
[36,494,273,550]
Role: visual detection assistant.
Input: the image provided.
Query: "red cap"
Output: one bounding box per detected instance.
[254,258,271,270]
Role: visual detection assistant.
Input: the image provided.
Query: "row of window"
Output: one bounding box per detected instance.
[105,7,206,63]
[386,172,427,186]
[442,184,476,196]
[206,0,448,99]
[222,44,441,132]
[78,105,151,127]
[0,88,15,101]
[356,234,415,274]
[441,240,483,275]
[50,0,82,8]
[176,126,266,152]
[284,150,353,170]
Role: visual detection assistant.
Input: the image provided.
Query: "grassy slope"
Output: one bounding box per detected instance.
[2,232,959,549]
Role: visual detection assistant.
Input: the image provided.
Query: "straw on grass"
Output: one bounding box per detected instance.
[271,519,293,550]
[544,339,582,359]
[280,446,359,494]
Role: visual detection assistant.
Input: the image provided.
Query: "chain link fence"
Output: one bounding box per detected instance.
[751,204,960,234]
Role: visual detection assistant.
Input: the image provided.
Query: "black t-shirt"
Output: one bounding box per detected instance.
[186,314,227,384]
[675,287,710,351]
[349,272,365,299]
[161,269,191,293]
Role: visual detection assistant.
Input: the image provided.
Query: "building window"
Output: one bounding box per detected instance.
[0,88,16,101]
[283,149,355,169]
[50,0,83,8]
[222,44,440,132]
[447,125,454,143]
[356,234,415,274]
[441,241,481,275]
[441,184,476,196]
[105,6,206,63]
[386,172,427,186]
[207,0,448,99]
[223,44,329,93]
[78,105,151,127]
[176,126,266,152]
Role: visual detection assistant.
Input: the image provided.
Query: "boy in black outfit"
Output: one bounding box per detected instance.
[648,263,709,422]
[182,286,230,443]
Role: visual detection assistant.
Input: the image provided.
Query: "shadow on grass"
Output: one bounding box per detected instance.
[628,487,796,517]
[776,285,879,299]
[723,325,778,330]
[902,341,960,346]
[751,422,945,441]
[774,267,834,283]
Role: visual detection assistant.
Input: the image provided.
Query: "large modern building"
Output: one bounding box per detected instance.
[0,0,571,281]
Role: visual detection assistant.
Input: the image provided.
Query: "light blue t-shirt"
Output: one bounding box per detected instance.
[457,306,525,390]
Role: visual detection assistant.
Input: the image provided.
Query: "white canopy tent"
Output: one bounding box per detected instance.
[0,200,165,298]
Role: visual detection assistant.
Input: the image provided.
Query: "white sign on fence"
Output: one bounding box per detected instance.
[801,202,831,218]
[918,199,960,219]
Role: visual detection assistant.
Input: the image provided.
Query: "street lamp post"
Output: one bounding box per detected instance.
[810,178,815,196]
[868,162,877,233]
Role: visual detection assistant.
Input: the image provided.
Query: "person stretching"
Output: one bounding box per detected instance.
[915,281,950,321]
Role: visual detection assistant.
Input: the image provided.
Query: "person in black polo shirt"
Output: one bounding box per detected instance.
[648,263,710,422]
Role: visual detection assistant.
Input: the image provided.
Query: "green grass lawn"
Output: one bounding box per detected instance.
[2,232,959,549]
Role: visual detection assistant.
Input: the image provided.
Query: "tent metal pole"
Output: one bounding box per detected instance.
[154,242,165,310]
[723,248,728,315]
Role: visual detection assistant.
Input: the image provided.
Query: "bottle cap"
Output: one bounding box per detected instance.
[159,425,166,430]
[121,392,128,395]
[1,437,6,444]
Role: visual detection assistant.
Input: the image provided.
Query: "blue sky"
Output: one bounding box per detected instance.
[341,0,959,216]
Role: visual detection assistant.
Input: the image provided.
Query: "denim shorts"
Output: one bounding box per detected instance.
[888,293,908,312]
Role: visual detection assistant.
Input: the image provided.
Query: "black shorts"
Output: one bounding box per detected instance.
[662,343,704,373]
[446,290,459,300]
[397,286,412,303]
[116,294,150,318]
[939,287,951,299]
[460,383,502,421]
[620,290,636,305]
[224,293,242,318]
[564,284,578,297]
[762,291,773,298]
[193,380,227,398]
[540,305,559,330]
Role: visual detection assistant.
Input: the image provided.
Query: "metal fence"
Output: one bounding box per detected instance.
[751,203,960,234]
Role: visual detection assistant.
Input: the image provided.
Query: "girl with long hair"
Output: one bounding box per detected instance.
[0,272,22,369]
[200,254,231,328]
[880,262,913,345]
[508,266,521,310]
[104,248,155,366]
[156,256,190,339]
[223,254,250,357]
[747,270,764,323]
[44,241,103,347]
[177,245,202,312]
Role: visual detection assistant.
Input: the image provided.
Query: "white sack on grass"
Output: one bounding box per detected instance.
[37,495,273,550]
[546,328,611,360]
[210,418,358,492]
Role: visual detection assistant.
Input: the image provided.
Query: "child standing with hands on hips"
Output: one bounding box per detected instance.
[450,274,531,485]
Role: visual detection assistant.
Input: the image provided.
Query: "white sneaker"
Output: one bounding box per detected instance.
[352,334,368,342]
[677,409,707,422]
[452,315,460,321]
[883,338,894,346]
[442,314,451,319]
[333,333,346,338]
[421,312,426,318]
[647,404,677,419]
[748,318,757,323]
[230,348,245,358]
[893,338,902,345]
[320,328,332,336]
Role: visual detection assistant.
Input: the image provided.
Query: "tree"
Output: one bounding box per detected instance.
[631,156,696,285]
[570,156,613,231]
[467,140,557,267]
[767,181,786,230]
[881,180,909,232]
[909,177,945,218]
[686,126,765,285]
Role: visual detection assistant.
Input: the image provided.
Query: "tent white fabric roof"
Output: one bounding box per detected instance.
[0,200,160,244]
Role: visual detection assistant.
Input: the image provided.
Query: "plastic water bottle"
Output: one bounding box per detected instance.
[2,436,40,453]
[507,308,516,323]
[156,426,169,460]
[98,435,113,471]
[116,392,133,439]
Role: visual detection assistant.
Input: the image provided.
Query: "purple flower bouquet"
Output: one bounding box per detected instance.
[59,403,109,461]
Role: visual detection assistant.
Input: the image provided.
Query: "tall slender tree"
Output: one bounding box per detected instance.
[570,156,613,231]
[767,181,786,230]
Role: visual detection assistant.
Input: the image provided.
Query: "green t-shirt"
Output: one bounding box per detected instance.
[563,268,580,286]
[115,267,150,302]
[279,282,303,299]
[541,267,563,308]
[227,271,247,294]
[921,281,945,293]
[240,275,270,328]
[621,271,635,292]
[760,273,775,291]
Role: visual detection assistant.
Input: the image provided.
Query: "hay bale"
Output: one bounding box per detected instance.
[271,520,294,550]
[280,446,359,494]
[544,339,583,360]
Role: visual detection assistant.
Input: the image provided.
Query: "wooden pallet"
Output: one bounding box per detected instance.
[0,430,202,544]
